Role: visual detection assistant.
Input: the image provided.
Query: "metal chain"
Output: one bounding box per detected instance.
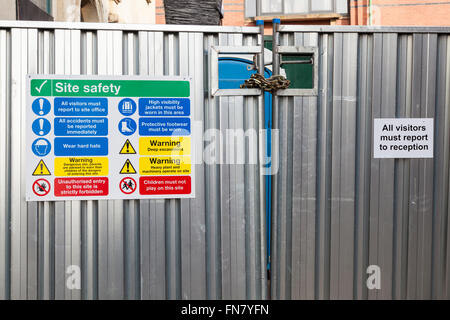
[240,73,291,92]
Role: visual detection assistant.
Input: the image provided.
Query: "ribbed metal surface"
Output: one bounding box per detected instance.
[272,27,450,300]
[0,22,266,300]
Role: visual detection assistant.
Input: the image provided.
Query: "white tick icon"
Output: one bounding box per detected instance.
[35,80,48,94]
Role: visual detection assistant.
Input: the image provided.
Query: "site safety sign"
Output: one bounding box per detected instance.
[26,75,195,201]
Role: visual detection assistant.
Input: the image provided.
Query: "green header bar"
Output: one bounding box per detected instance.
[30,79,190,97]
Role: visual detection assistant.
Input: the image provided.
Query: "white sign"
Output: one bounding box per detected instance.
[26,75,195,201]
[373,118,434,159]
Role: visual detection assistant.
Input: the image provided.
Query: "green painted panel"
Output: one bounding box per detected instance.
[281,55,314,89]
[264,38,314,89]
[30,79,190,97]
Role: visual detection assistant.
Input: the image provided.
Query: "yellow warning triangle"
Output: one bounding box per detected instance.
[32,160,51,176]
[120,159,137,174]
[119,139,136,154]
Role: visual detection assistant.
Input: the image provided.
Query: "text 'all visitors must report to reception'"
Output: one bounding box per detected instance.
[26,75,195,201]
[373,118,434,159]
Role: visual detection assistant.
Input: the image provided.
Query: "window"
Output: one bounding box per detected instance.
[311,0,333,12]
[261,0,282,14]
[245,0,348,18]
[284,0,308,14]
[17,0,53,21]
[30,0,51,14]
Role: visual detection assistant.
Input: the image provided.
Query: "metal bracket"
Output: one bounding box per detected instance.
[246,54,258,71]
[209,46,262,96]
[276,45,319,97]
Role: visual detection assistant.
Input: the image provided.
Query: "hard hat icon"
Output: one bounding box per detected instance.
[32,138,51,157]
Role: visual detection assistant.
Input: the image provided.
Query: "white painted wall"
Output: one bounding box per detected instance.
[52,0,82,22]
[0,0,16,20]
[109,0,155,24]
[52,0,155,23]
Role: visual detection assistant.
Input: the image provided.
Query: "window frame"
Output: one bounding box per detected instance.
[247,0,341,17]
[277,45,319,97]
[260,0,284,16]
[46,0,52,15]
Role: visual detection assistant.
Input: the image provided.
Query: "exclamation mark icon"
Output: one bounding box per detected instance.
[39,119,44,135]
[120,159,135,174]
[126,140,130,153]
[39,98,44,115]
[40,162,44,175]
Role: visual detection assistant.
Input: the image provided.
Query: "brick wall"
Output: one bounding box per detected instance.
[350,0,450,26]
[155,0,165,24]
[222,0,251,26]
[156,1,450,27]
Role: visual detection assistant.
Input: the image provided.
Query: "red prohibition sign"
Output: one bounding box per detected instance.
[33,179,51,197]
[120,177,137,194]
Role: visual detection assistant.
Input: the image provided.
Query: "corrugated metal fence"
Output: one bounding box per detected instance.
[0,21,266,300]
[2,21,450,301]
[271,26,450,300]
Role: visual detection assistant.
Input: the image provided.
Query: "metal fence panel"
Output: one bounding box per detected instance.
[0,22,266,300]
[272,26,450,300]
[4,21,449,302]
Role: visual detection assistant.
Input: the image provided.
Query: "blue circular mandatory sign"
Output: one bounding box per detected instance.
[32,118,51,136]
[118,118,137,136]
[32,138,52,157]
[118,98,137,116]
[32,98,51,116]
